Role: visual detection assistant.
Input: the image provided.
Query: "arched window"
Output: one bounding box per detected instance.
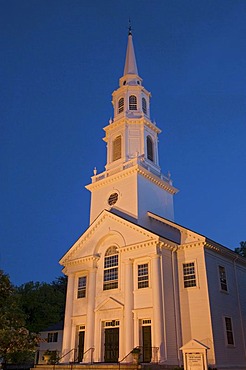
[142,97,147,114]
[112,135,121,161]
[129,95,137,110]
[103,246,118,290]
[118,98,124,113]
[147,135,154,162]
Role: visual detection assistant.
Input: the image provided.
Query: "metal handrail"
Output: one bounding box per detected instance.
[57,348,76,363]
[118,346,141,369]
[81,347,95,364]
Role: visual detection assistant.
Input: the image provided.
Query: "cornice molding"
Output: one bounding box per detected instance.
[178,241,206,250]
[205,241,246,265]
[86,164,178,195]
[119,239,158,253]
[103,117,161,135]
[65,254,100,268]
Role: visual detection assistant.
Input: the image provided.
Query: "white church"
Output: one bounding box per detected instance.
[59,30,246,369]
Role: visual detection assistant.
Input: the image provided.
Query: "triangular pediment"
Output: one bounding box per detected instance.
[180,339,210,350]
[95,296,124,312]
[60,210,159,266]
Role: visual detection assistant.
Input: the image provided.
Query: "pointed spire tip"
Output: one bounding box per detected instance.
[128,18,132,35]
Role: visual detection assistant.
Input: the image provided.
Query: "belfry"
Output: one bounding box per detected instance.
[59,30,246,370]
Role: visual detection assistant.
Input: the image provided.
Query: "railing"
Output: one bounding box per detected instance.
[92,155,172,185]
[57,348,77,364]
[118,346,159,368]
[118,346,141,370]
[81,347,95,364]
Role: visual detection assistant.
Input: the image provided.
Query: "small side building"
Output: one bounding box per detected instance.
[36,322,64,364]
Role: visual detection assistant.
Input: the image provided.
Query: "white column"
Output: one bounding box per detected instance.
[152,254,165,362]
[124,259,134,359]
[84,267,97,362]
[61,273,75,363]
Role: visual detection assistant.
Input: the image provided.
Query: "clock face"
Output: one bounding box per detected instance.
[108,192,118,206]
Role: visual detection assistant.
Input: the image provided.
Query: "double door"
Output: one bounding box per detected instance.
[104,327,119,363]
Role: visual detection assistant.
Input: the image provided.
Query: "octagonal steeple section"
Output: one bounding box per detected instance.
[112,29,151,121]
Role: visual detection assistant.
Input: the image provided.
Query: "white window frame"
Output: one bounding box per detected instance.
[77,276,87,298]
[183,261,197,288]
[138,263,149,289]
[218,265,228,293]
[224,316,235,346]
[47,332,58,343]
[103,246,119,291]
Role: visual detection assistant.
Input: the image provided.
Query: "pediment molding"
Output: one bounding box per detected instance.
[60,210,157,265]
[95,296,124,312]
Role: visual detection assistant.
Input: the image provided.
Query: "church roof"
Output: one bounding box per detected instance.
[40,321,64,332]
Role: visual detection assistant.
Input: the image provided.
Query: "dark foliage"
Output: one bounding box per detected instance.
[0,270,38,364]
[234,241,246,258]
[16,276,67,333]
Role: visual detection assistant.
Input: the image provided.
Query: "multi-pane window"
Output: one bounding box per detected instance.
[77,276,87,298]
[147,136,154,162]
[112,135,121,161]
[142,97,147,114]
[183,262,196,288]
[225,317,234,345]
[138,263,149,288]
[104,246,118,290]
[47,332,58,343]
[219,266,228,292]
[129,95,137,110]
[118,98,124,113]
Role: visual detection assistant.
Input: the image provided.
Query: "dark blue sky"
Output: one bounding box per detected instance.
[1,0,246,286]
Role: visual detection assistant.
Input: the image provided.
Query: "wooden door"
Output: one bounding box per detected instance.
[78,331,85,362]
[142,326,152,363]
[104,327,119,363]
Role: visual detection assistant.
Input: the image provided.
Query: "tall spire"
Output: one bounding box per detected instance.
[123,23,138,76]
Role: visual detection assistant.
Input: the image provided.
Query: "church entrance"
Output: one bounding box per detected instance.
[104,320,119,363]
[142,323,152,363]
[78,330,85,362]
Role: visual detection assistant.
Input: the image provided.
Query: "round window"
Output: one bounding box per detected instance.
[108,192,118,206]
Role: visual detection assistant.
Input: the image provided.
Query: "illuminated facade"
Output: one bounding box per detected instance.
[60,30,246,369]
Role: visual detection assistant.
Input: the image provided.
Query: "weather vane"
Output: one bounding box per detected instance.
[128,18,132,35]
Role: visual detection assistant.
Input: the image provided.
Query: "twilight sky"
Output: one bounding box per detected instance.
[1,0,246,286]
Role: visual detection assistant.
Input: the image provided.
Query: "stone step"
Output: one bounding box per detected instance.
[33,364,140,370]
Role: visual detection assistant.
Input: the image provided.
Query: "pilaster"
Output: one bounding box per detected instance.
[84,265,97,362]
[61,273,75,362]
[124,259,134,358]
[151,254,165,362]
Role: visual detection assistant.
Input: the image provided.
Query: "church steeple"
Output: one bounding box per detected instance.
[123,26,138,76]
[86,30,178,226]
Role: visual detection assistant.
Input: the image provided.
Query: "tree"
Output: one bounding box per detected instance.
[0,270,38,365]
[234,241,246,257]
[17,276,67,333]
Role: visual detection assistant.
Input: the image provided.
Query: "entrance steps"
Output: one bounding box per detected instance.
[33,364,178,370]
[33,365,140,370]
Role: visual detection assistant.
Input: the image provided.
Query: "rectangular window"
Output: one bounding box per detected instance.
[103,254,118,290]
[183,262,196,288]
[138,264,149,288]
[77,276,87,298]
[225,317,234,345]
[47,332,58,343]
[219,266,228,292]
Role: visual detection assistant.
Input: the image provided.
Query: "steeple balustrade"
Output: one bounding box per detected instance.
[91,155,172,185]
